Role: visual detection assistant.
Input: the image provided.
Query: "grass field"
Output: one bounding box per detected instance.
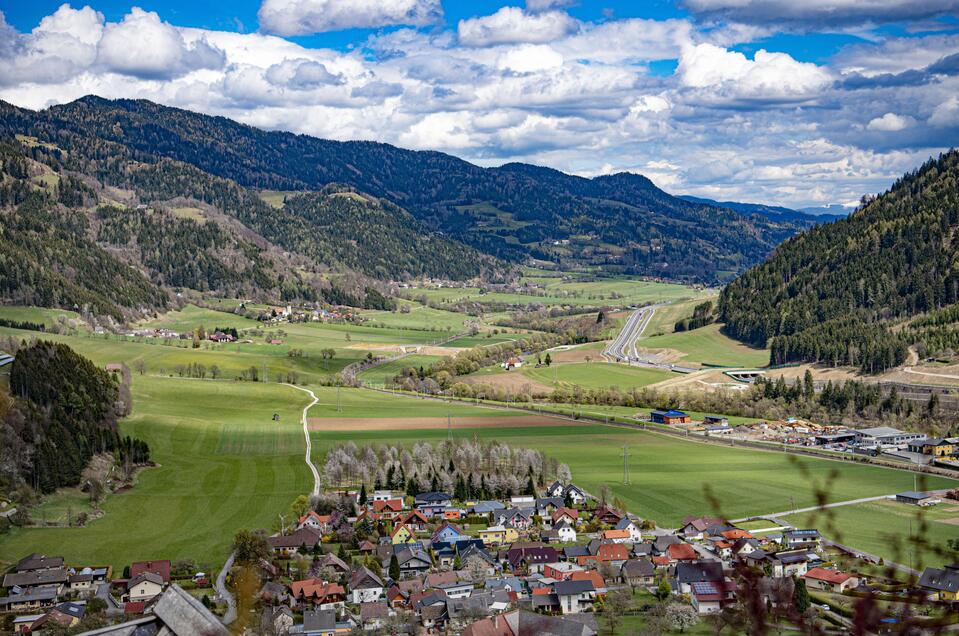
[521,361,675,390]
[639,322,770,368]
[139,304,261,332]
[0,305,85,329]
[0,376,312,571]
[784,498,959,568]
[358,304,468,332]
[357,355,442,386]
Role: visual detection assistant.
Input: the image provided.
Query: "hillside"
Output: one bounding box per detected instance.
[719,149,959,373]
[0,96,811,283]
[678,195,846,224]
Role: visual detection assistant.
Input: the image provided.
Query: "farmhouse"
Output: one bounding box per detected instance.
[918,564,959,602]
[127,572,165,603]
[651,409,691,425]
[895,491,941,506]
[804,568,859,593]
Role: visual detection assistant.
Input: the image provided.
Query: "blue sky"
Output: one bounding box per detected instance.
[1,0,958,208]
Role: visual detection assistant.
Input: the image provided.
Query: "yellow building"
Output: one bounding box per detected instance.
[478,525,518,547]
[908,438,954,457]
[391,523,415,545]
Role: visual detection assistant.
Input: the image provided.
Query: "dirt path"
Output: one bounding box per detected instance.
[308,414,579,431]
[285,384,321,496]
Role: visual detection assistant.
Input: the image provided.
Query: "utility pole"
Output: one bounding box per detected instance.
[337,386,341,412]
[623,445,630,485]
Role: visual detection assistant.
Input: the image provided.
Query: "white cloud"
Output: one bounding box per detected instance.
[929,97,959,127]
[265,58,344,89]
[257,0,442,36]
[683,0,959,28]
[677,43,832,99]
[525,0,575,11]
[495,44,564,73]
[458,7,577,47]
[97,8,224,79]
[866,112,915,131]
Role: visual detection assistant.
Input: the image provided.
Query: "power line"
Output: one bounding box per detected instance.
[623,444,630,485]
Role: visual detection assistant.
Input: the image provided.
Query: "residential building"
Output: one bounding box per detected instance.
[803,568,859,593]
[919,564,959,602]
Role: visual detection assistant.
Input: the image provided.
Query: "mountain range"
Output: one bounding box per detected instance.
[0,96,817,294]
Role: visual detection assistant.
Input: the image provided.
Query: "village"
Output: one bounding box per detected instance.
[4,476,959,635]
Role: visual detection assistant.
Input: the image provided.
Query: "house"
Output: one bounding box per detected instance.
[592,504,623,525]
[674,561,724,595]
[555,579,596,614]
[359,602,391,630]
[479,526,519,547]
[372,490,395,502]
[349,567,385,604]
[2,567,68,593]
[546,481,567,498]
[570,570,607,594]
[302,609,337,636]
[290,579,346,609]
[578,544,629,567]
[690,581,737,614]
[666,543,698,563]
[614,518,642,542]
[267,527,322,556]
[680,516,725,540]
[462,609,598,636]
[498,508,533,530]
[621,559,656,587]
[12,614,43,634]
[919,564,959,601]
[506,547,559,573]
[774,550,811,577]
[397,510,430,531]
[469,501,506,515]
[544,562,584,581]
[783,529,821,550]
[896,491,942,506]
[804,568,859,593]
[261,606,295,635]
[297,511,331,532]
[907,438,954,457]
[391,523,416,545]
[431,522,463,544]
[127,572,165,603]
[535,497,565,517]
[552,520,577,543]
[436,580,474,599]
[601,529,632,544]
[395,547,432,578]
[14,554,65,573]
[502,357,523,370]
[0,585,60,612]
[651,409,690,425]
[563,485,588,506]
[68,572,95,593]
[415,492,452,516]
[551,508,579,528]
[372,499,404,517]
[30,602,85,632]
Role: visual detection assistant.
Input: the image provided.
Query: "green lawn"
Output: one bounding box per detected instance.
[139,304,261,332]
[521,362,675,390]
[0,376,313,571]
[639,322,770,368]
[358,303,468,332]
[783,498,959,568]
[445,332,524,347]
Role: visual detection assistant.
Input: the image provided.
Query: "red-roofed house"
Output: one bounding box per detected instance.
[578,544,629,566]
[667,543,698,562]
[129,560,170,584]
[601,529,631,544]
[570,570,607,594]
[804,568,859,593]
[290,579,346,609]
[297,511,331,532]
[373,499,404,518]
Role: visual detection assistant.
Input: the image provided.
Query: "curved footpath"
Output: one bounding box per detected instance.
[285,384,321,496]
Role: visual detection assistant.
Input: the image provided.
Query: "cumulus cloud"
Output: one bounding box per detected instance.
[257,0,442,36]
[458,7,578,47]
[525,0,576,11]
[929,97,959,127]
[866,112,916,131]
[682,0,959,28]
[266,58,344,89]
[97,8,225,80]
[677,43,832,100]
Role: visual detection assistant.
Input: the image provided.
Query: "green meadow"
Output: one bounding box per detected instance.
[639,322,770,368]
[784,498,959,568]
[521,361,675,390]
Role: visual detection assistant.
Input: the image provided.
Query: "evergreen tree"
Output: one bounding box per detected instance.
[793,578,810,614]
[388,554,400,581]
[359,483,368,506]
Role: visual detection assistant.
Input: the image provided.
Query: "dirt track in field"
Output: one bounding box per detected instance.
[463,371,553,395]
[308,414,578,431]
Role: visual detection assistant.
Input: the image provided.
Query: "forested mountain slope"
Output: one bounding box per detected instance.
[0,96,811,283]
[720,150,959,372]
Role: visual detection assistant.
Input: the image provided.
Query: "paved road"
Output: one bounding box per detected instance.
[603,305,658,362]
[214,552,237,625]
[730,493,897,523]
[285,384,321,496]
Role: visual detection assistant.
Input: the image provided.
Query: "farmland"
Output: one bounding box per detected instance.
[783,498,959,568]
[520,361,675,390]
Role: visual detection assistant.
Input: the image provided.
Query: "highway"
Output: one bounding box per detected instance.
[603,305,659,362]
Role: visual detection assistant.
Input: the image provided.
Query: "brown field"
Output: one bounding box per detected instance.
[308,414,577,431]
[463,371,552,395]
[548,345,604,364]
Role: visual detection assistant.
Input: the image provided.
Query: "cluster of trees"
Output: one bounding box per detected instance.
[495,308,611,341]
[675,301,715,332]
[323,439,570,500]
[2,341,150,494]
[95,205,276,295]
[721,150,959,373]
[0,190,168,319]
[0,318,45,332]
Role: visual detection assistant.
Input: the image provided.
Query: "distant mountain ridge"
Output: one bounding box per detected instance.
[0,96,814,284]
[679,195,846,224]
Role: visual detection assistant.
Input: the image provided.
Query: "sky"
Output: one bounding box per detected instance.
[1,1,958,208]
